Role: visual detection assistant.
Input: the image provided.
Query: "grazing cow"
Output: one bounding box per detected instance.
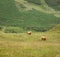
[41,35,46,41]
[27,31,32,35]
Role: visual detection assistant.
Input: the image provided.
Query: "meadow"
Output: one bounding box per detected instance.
[0,31,60,57]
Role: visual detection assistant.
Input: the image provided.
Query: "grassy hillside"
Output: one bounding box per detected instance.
[0,0,60,32]
[0,0,21,19]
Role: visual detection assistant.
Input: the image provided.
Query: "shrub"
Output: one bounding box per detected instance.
[20,4,26,8]
[4,27,24,33]
[25,0,41,5]
[26,26,48,32]
[0,26,3,30]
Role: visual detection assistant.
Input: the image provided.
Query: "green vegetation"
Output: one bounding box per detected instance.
[0,9,60,32]
[25,0,41,5]
[0,0,60,32]
[0,0,20,19]
[50,24,60,32]
[45,0,60,10]
[4,26,25,33]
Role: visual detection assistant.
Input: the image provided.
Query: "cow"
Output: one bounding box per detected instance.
[27,31,32,35]
[41,35,46,41]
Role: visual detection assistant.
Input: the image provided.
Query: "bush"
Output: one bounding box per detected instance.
[26,26,48,32]
[25,0,41,5]
[45,0,60,10]
[20,4,26,8]
[45,0,60,7]
[4,27,25,33]
[0,26,3,30]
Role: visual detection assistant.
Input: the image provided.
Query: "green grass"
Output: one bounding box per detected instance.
[0,31,60,57]
[0,9,60,31]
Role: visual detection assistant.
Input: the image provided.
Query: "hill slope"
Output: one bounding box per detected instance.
[0,0,60,32]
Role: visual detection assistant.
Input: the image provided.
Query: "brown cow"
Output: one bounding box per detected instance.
[41,35,46,41]
[27,31,32,35]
